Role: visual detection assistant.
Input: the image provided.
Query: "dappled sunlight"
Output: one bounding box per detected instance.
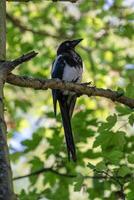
[4,0,134,199]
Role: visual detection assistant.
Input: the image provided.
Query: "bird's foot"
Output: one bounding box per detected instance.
[81,81,92,86]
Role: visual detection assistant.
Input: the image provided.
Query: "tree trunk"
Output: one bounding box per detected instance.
[0,0,16,199]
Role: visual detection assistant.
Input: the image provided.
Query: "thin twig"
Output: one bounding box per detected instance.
[13,167,122,181]
[94,168,126,200]
[13,167,75,180]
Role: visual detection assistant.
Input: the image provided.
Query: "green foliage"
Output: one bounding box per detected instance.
[21,131,42,152]
[95,161,107,171]
[74,173,84,191]
[98,114,117,131]
[127,154,134,164]
[6,0,134,199]
[118,166,131,177]
[129,114,134,126]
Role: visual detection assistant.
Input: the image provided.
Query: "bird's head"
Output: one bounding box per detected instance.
[57,39,83,55]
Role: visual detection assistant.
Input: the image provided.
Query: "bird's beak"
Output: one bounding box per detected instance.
[71,39,83,47]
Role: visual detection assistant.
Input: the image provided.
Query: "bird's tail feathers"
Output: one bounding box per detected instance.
[52,90,58,116]
[59,99,76,162]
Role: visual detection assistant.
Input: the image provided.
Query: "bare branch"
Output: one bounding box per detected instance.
[0,51,38,75]
[7,51,38,72]
[6,73,134,109]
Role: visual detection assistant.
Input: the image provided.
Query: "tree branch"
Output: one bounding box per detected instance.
[6,74,134,109]
[0,51,133,109]
[13,167,110,181]
[0,51,38,75]
[13,167,75,180]
[0,1,16,199]
[13,167,129,185]
[6,51,38,73]
[6,13,60,39]
[7,0,32,1]
[7,0,78,3]
[0,0,6,60]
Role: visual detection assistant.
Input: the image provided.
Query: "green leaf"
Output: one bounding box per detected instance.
[93,131,125,151]
[103,150,123,165]
[116,106,132,116]
[98,114,117,132]
[117,87,125,97]
[10,151,22,162]
[118,166,131,177]
[129,114,134,126]
[126,13,134,20]
[93,132,111,149]
[19,189,40,200]
[29,157,44,185]
[126,84,134,98]
[87,162,95,170]
[96,161,107,171]
[74,174,84,191]
[111,131,126,151]
[127,154,134,164]
[21,131,42,152]
[30,156,44,171]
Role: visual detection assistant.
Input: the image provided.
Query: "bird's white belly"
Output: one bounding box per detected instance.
[62,63,82,83]
[62,63,83,95]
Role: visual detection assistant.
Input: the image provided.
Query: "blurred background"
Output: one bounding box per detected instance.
[6,0,134,199]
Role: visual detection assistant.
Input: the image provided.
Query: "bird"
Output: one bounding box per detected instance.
[51,39,83,161]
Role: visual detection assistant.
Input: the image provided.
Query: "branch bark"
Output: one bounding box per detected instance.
[1,51,133,109]
[0,1,16,200]
[6,73,134,109]
[0,0,6,60]
[3,51,38,74]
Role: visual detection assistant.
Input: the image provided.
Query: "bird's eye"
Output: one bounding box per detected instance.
[66,43,69,46]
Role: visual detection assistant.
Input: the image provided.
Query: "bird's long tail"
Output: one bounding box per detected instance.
[59,98,76,162]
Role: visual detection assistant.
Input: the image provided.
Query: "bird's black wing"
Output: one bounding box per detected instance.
[51,55,65,116]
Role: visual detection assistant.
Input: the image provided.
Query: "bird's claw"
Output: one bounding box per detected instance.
[81,81,92,86]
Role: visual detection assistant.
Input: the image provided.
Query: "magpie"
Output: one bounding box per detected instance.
[51,39,83,161]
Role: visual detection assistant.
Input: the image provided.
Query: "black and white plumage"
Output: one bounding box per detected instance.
[51,39,83,161]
